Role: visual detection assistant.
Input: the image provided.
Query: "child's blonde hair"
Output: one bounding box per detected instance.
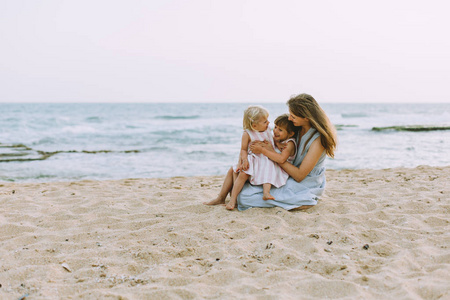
[243,105,269,131]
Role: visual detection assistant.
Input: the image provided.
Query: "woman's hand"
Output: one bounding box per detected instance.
[274,141,287,151]
[250,140,273,154]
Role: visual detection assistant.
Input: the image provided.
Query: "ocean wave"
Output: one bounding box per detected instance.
[85,116,102,123]
[341,113,368,118]
[141,146,171,152]
[62,125,98,134]
[155,115,200,120]
[32,137,57,146]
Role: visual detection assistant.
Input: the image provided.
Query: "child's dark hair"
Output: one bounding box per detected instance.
[274,114,297,137]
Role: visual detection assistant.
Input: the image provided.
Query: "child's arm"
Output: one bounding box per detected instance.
[236,131,251,171]
[251,140,295,164]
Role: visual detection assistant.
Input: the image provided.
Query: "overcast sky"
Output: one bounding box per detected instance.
[1,0,449,103]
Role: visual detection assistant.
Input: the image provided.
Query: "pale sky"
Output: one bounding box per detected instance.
[1,0,449,103]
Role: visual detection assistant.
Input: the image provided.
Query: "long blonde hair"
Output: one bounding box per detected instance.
[242,105,269,131]
[287,94,337,158]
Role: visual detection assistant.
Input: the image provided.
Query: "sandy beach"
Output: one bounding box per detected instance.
[0,165,449,299]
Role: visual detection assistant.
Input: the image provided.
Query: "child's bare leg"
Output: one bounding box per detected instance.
[262,183,275,200]
[204,167,234,205]
[232,171,238,196]
[226,172,249,210]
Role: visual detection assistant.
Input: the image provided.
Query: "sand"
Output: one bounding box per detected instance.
[0,165,449,299]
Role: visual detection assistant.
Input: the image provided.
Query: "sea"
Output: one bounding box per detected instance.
[1,103,449,183]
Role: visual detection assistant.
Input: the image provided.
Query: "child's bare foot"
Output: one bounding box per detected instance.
[203,196,226,206]
[226,199,236,210]
[263,193,275,200]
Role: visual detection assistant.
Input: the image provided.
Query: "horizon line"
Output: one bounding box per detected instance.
[0,101,449,104]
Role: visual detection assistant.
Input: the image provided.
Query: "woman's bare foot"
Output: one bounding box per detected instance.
[263,193,275,200]
[226,199,236,210]
[203,196,226,206]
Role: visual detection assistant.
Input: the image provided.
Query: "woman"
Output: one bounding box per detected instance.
[237,93,337,211]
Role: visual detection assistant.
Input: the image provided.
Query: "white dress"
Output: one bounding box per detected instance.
[234,128,292,188]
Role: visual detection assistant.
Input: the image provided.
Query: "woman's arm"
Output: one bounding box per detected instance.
[251,141,295,164]
[279,138,324,182]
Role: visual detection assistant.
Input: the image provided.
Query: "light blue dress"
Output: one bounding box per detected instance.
[237,128,326,211]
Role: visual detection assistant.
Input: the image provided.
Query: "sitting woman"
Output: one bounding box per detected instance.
[237,93,337,211]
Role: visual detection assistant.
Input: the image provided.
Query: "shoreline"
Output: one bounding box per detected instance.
[2,164,450,185]
[1,165,449,299]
